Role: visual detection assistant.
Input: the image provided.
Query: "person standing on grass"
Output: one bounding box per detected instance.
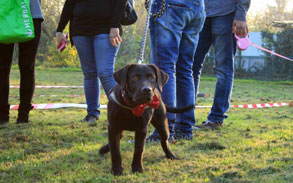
[146,0,206,141]
[56,0,127,124]
[193,0,250,129]
[0,0,43,125]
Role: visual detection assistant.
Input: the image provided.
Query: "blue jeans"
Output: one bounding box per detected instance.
[150,0,205,135]
[193,13,236,123]
[73,34,119,117]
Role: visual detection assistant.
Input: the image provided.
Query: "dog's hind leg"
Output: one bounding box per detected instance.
[99,144,110,154]
[132,128,147,173]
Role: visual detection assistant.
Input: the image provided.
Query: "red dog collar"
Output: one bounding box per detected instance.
[121,90,160,117]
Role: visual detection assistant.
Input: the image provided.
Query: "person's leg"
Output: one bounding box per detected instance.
[17,19,42,123]
[72,36,100,120]
[0,43,14,124]
[174,0,206,139]
[148,0,185,141]
[192,18,213,111]
[93,34,119,95]
[207,13,236,123]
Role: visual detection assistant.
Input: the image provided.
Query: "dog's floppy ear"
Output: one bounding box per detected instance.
[113,64,132,89]
[149,64,168,92]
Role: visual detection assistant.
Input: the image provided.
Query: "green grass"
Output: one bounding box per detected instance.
[1,69,292,183]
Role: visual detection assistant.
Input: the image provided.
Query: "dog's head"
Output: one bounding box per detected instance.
[114,64,168,105]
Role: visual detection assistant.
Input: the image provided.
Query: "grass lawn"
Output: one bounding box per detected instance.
[1,68,292,183]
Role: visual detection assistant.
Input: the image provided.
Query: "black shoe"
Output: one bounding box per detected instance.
[193,120,223,130]
[16,116,29,124]
[173,133,193,140]
[145,131,174,143]
[0,118,9,125]
[146,132,160,143]
[0,104,10,125]
[16,105,33,124]
[17,113,30,124]
[80,114,98,126]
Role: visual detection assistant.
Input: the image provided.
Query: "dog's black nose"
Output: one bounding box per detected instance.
[142,87,152,94]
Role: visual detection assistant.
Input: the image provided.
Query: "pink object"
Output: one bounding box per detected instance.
[234,33,293,62]
[234,33,250,50]
[249,42,293,62]
[57,33,68,52]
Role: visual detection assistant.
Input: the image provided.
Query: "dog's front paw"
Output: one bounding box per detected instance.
[112,166,123,176]
[166,152,177,160]
[132,165,143,174]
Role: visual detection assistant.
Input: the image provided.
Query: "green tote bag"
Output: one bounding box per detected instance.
[0,0,35,44]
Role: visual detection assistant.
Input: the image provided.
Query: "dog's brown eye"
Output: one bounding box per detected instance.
[148,75,155,81]
[132,75,140,81]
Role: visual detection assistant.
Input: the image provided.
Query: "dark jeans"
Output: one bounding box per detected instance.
[150,0,205,135]
[193,13,236,123]
[0,19,42,116]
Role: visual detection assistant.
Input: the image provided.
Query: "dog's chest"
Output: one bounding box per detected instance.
[109,106,154,131]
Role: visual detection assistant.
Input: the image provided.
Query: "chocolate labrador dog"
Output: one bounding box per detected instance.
[99,64,194,175]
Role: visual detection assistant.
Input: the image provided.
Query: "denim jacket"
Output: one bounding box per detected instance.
[30,0,43,19]
[205,0,250,21]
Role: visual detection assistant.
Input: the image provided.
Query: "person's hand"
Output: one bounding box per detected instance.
[56,32,67,48]
[232,20,248,37]
[109,28,122,47]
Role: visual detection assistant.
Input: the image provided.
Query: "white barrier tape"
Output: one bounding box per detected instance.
[10,86,83,89]
[9,102,291,110]
[9,95,85,98]
[232,102,290,109]
[9,93,207,98]
[10,103,107,110]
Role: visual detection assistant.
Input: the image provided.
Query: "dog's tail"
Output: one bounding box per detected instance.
[166,105,195,113]
[99,144,110,155]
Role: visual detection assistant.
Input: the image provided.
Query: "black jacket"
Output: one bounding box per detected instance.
[57,0,127,43]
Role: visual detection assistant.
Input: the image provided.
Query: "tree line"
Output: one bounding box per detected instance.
[11,0,293,80]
